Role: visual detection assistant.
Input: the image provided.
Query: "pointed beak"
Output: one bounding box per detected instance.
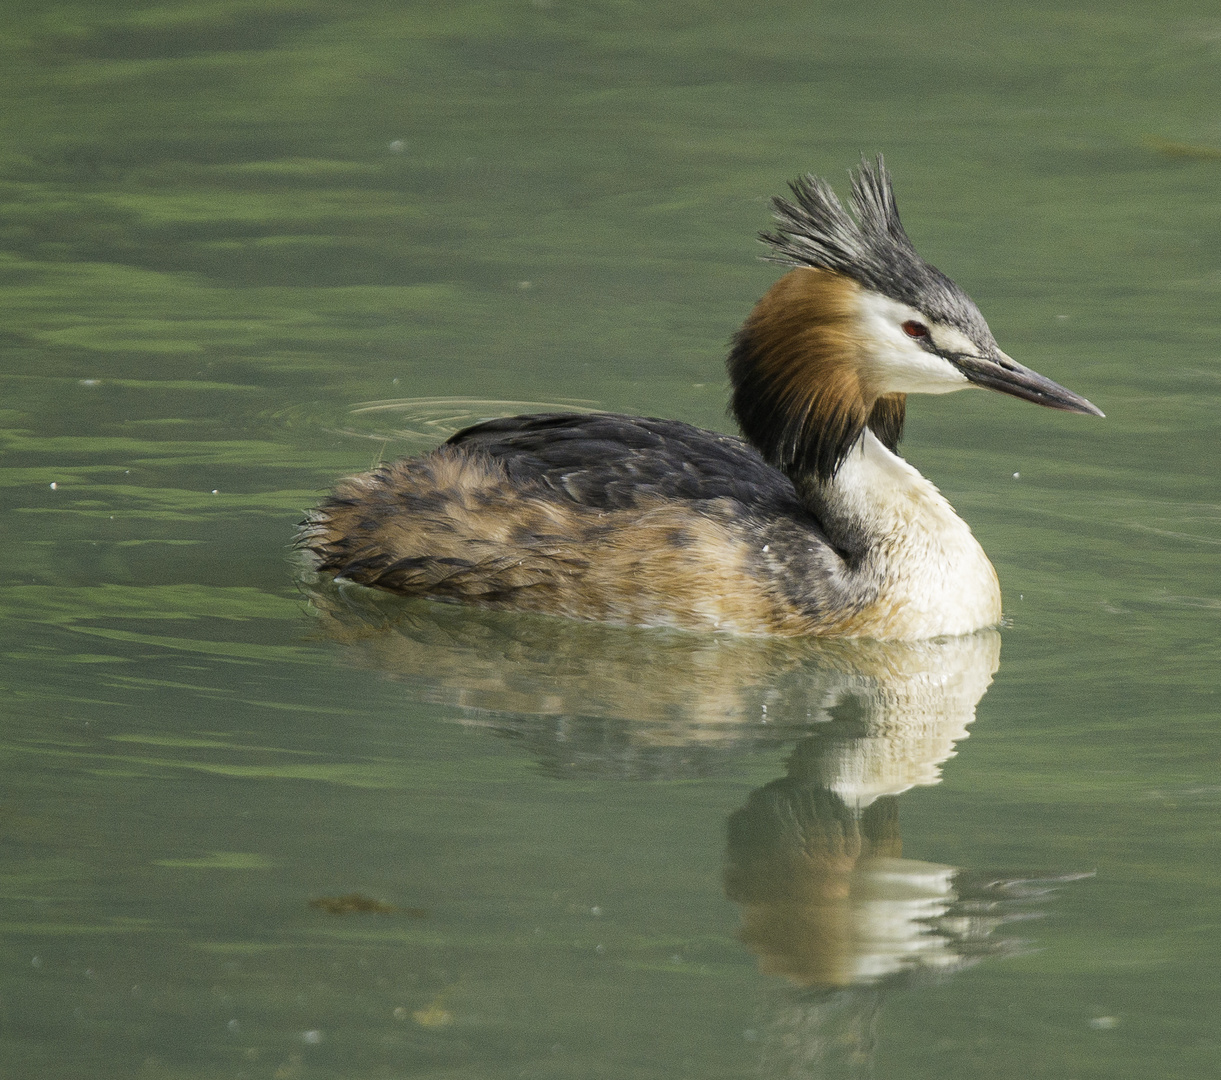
[952,350,1104,417]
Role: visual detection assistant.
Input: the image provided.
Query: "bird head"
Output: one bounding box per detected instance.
[729,156,1101,481]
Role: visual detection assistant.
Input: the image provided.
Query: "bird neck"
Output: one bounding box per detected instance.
[729,269,908,480]
[794,431,1002,638]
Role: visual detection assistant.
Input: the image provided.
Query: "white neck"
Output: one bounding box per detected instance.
[801,431,1001,638]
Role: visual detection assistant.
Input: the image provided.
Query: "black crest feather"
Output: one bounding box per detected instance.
[761,155,992,343]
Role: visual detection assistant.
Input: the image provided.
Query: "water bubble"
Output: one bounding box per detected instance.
[301,1029,323,1044]
[1089,1016,1118,1030]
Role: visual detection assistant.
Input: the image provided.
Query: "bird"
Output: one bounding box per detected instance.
[298,156,1102,640]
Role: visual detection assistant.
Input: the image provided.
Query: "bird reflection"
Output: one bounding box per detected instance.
[718,631,1089,1079]
[723,736,988,1079]
[302,574,997,779]
[724,631,1003,991]
[302,575,1083,1076]
[304,575,983,776]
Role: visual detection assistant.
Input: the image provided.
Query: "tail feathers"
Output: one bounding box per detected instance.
[296,448,584,603]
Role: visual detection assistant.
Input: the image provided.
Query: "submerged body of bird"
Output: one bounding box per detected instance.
[299,158,1101,639]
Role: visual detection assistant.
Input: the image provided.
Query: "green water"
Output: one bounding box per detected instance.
[2,2,1220,1077]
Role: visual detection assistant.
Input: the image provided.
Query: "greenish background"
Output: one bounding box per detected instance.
[1,2,1219,1077]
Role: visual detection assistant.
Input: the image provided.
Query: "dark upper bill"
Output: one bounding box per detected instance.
[952,350,1104,417]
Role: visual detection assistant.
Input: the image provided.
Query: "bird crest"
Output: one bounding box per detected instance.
[761,155,986,340]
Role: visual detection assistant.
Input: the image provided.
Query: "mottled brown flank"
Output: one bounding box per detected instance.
[729,268,905,477]
[300,447,825,635]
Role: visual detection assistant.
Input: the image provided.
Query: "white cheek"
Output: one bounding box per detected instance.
[873,341,970,395]
[855,293,971,396]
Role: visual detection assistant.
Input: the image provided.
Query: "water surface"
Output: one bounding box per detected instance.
[2,3,1220,1077]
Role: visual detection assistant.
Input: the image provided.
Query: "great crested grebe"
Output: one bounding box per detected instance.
[299,157,1101,639]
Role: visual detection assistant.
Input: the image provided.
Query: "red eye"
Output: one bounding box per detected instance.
[902,321,930,339]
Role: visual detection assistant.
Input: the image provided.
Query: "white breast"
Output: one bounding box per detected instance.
[823,432,1002,639]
